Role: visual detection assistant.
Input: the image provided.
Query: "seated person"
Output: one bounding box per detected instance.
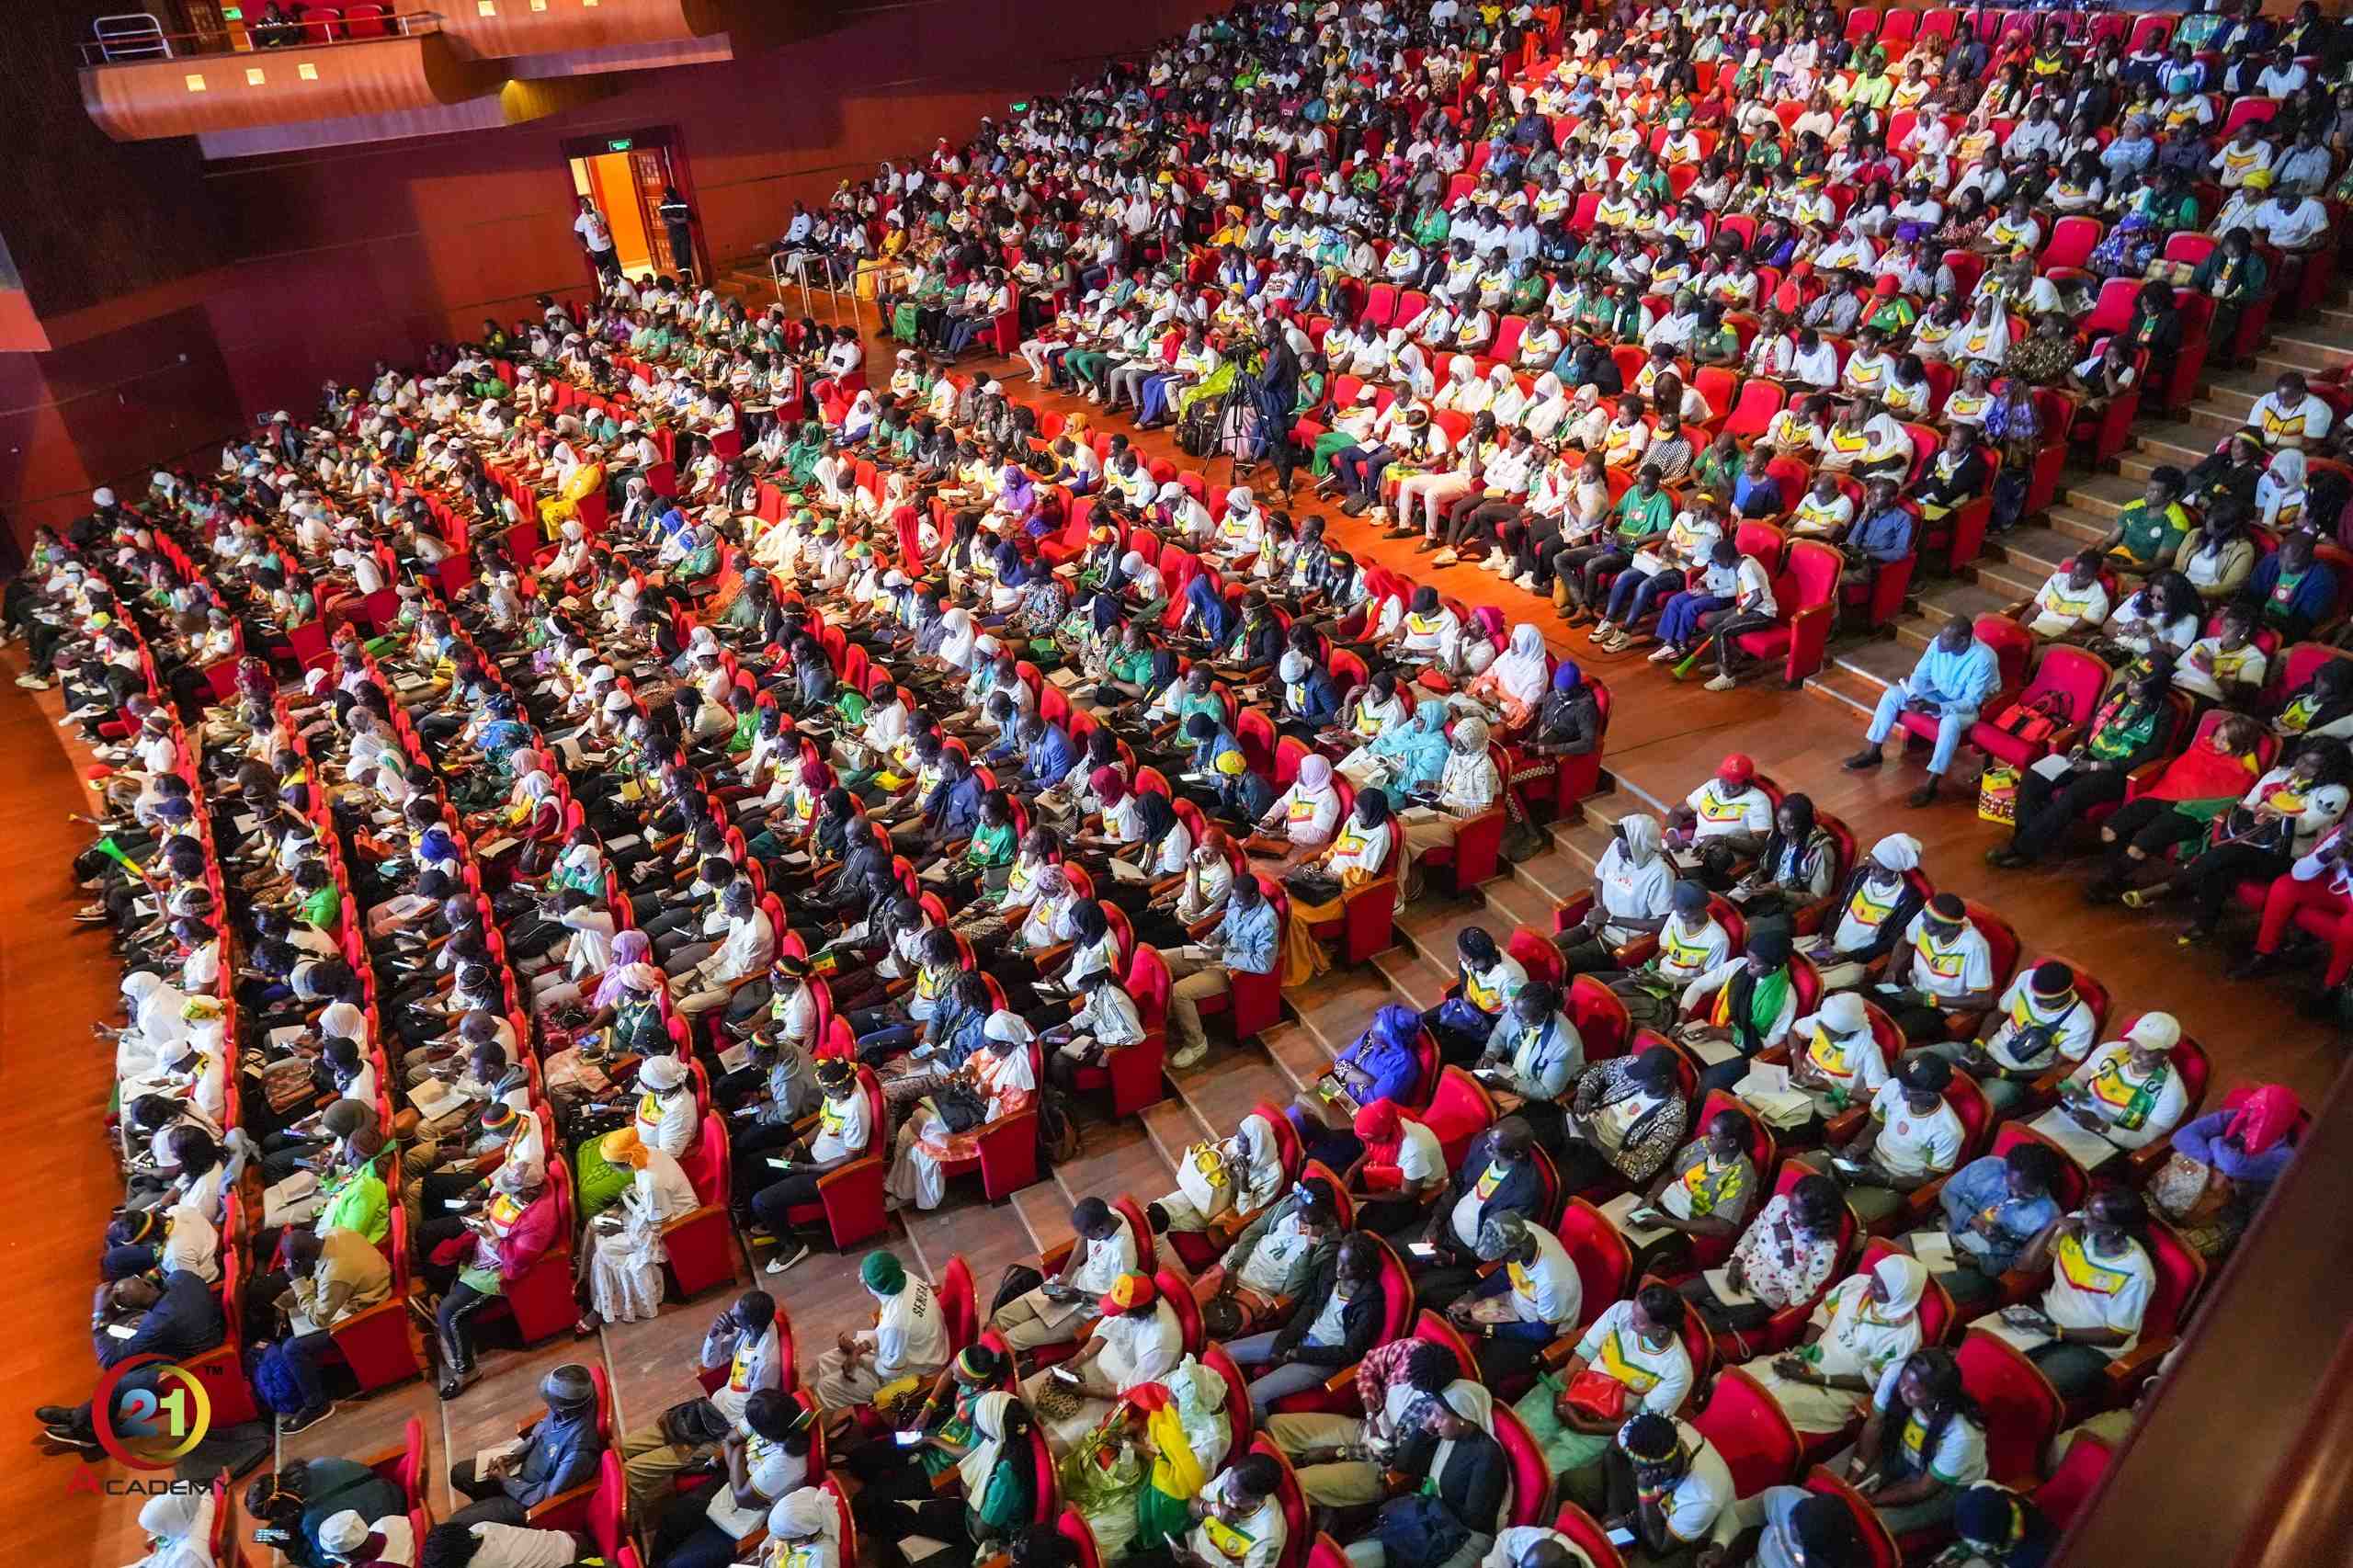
[2046,1013,2190,1161]
[1552,1047,1691,1195]
[1410,1116,1548,1311]
[847,1385,1034,1562]
[1225,1233,1390,1418]
[1802,1052,1964,1226]
[989,1196,1137,1356]
[243,1460,409,1568]
[812,1251,950,1422]
[443,1364,608,1528]
[1839,1348,1989,1537]
[1677,1174,1849,1334]
[1739,1254,1932,1443]
[1446,1211,1583,1384]
[1517,1285,1696,1513]
[1922,1142,2067,1312]
[1262,1340,1465,1510]
[1993,1189,2157,1400]
[1337,1383,1507,1568]
[1195,1178,1341,1338]
[1595,1414,1739,1565]
[1927,960,2099,1116]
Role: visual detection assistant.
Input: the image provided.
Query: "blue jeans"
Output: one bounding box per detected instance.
[1866,679,1979,776]
[1334,445,1390,498]
[280,1330,336,1414]
[1656,591,1733,646]
[1603,565,1681,625]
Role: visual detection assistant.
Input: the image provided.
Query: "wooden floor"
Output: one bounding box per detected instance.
[4,301,2346,1565]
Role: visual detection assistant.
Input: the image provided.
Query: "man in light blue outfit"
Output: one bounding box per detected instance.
[1164,875,1279,1067]
[1843,616,2001,806]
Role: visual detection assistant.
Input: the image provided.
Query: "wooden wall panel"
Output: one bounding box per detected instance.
[79,35,507,141]
[437,0,727,61]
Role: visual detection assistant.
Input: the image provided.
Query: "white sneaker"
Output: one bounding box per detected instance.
[14,674,50,689]
[1166,1041,1207,1070]
[1705,674,1739,691]
[1513,573,1540,591]
[1588,621,1615,642]
[764,1243,813,1275]
[1480,551,1509,574]
[1431,549,1460,567]
[1648,643,1681,664]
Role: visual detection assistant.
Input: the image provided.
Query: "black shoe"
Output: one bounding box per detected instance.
[31,1406,75,1427]
[278,1403,337,1435]
[1841,749,1882,772]
[1908,781,1939,808]
[1983,847,2029,869]
[2228,950,2285,982]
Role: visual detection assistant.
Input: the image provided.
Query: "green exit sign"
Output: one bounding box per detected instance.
[607,137,634,153]
[1009,102,1029,113]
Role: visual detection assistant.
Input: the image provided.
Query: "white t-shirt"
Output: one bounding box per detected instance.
[1867,1081,1965,1179]
[1871,1358,1989,1485]
[1570,1299,1694,1417]
[1483,1526,1597,1568]
[1190,1469,1288,1568]
[808,1089,870,1164]
[1982,975,2098,1072]
[574,210,613,252]
[1684,778,1773,841]
[461,1523,578,1568]
[872,1278,949,1376]
[1237,1210,1317,1295]
[1073,1225,1138,1294]
[1503,1226,1582,1327]
[2040,1225,2155,1355]
[1394,1119,1446,1187]
[1901,913,1995,1002]
[1629,1420,1738,1545]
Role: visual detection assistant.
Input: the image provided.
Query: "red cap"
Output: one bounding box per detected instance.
[1718,753,1756,784]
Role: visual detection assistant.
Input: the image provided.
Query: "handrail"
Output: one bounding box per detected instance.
[76,6,434,66]
[768,249,871,335]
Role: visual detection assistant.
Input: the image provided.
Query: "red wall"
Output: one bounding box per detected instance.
[0,0,1220,540]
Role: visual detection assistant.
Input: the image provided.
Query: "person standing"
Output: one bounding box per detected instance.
[658,186,698,280]
[575,196,620,280]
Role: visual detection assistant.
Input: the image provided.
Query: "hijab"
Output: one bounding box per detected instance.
[956,1390,1018,1497]
[1294,752,1338,808]
[1492,622,1550,706]
[2222,1083,2302,1155]
[132,1489,217,1568]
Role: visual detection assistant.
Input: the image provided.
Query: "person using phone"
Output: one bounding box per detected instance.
[1800,1053,1964,1227]
[1842,1349,1989,1536]
[1263,1341,1464,1510]
[1599,1414,1739,1565]
[2004,1190,2158,1399]
[1413,1116,1545,1312]
[1021,1272,1182,1453]
[645,1391,815,1568]
[991,1196,1137,1355]
[1675,1176,1847,1336]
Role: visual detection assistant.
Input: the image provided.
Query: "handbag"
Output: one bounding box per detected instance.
[932,1082,989,1134]
[1563,1369,1631,1423]
[1285,869,1344,905]
[1977,764,2020,824]
[261,1056,319,1116]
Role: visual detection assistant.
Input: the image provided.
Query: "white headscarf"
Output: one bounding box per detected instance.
[956,1390,1019,1498]
[767,1486,840,1546]
[1491,622,1549,707]
[133,1488,217,1568]
[938,607,978,669]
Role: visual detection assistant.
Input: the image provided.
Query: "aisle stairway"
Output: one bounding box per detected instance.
[1808,276,2353,723]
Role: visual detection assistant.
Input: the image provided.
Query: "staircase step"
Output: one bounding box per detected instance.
[1139,1097,1219,1179]
[2186,403,2248,437]
[2132,422,2212,466]
[1511,846,1594,905]
[1973,556,2047,601]
[1370,940,1453,1011]
[1287,964,1402,1060]
[1804,663,1888,717]
[1988,526,2083,578]
[2043,506,2112,547]
[1478,872,1562,937]
[2059,473,2143,522]
[1900,581,2013,645]
[1544,812,1620,873]
[2117,452,2160,482]
[2258,334,2342,375]
[1395,897,1507,972]
[1169,1041,1300,1136]
[1828,637,1918,693]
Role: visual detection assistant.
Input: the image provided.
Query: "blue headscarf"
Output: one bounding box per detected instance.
[1371,697,1452,792]
[1186,574,1233,644]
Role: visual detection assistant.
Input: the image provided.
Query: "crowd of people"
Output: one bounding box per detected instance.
[17,0,2351,1567]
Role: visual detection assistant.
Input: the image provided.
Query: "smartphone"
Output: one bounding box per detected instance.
[893,1429,925,1447]
[1407,1241,1438,1259]
[1051,1366,1083,1384]
[1604,1528,1636,1549]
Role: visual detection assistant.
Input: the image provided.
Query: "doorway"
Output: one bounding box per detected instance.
[564,134,702,283]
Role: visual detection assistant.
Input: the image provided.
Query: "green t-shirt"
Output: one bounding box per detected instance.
[2112,499,2193,568]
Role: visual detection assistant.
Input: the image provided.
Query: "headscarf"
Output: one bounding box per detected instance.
[1225,1112,1284,1206]
[1126,1382,1209,1500]
[1614,812,1663,864]
[1353,1099,1404,1165]
[767,1487,839,1545]
[1294,753,1337,806]
[1375,697,1453,791]
[956,1390,1018,1498]
[938,607,978,668]
[1868,1253,1930,1320]
[1868,833,1923,873]
[2222,1084,2303,1155]
[133,1489,217,1568]
[593,929,655,1007]
[1492,622,1550,706]
[1092,765,1129,807]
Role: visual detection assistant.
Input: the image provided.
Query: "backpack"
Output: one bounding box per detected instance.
[1036,1085,1082,1167]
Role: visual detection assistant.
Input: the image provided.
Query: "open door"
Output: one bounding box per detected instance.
[564,131,703,284]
